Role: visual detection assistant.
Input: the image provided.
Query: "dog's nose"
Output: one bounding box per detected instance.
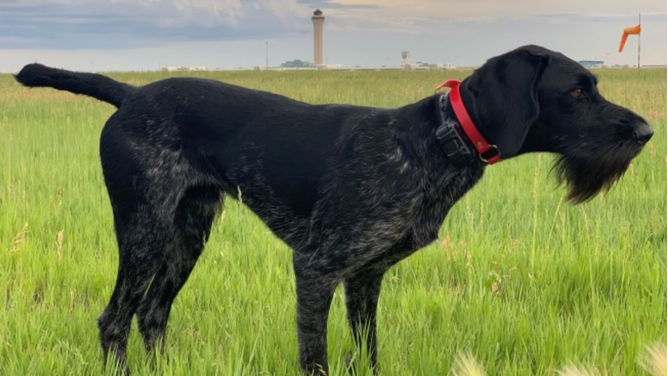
[633,123,654,145]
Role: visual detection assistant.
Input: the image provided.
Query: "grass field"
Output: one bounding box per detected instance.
[0,68,665,376]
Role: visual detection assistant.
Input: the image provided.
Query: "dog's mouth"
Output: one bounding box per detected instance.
[552,140,644,204]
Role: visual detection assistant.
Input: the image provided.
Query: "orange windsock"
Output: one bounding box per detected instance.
[619,24,641,52]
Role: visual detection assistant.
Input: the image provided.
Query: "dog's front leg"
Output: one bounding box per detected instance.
[343,269,385,374]
[293,258,339,375]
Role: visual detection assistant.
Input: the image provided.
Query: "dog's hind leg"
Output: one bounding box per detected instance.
[97,200,174,371]
[96,125,196,371]
[136,185,221,354]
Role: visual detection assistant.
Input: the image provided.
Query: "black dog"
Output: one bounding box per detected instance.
[15,45,652,375]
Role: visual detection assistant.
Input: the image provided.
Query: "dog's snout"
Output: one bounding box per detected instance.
[633,123,654,145]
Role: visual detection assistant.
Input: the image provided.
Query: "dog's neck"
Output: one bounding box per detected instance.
[435,86,500,166]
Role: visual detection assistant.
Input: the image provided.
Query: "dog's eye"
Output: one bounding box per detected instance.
[571,89,583,98]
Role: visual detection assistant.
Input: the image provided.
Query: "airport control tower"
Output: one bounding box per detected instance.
[312,10,325,66]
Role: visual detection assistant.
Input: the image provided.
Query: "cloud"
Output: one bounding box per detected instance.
[0,0,664,70]
[0,0,312,49]
[1,0,664,50]
[299,0,666,36]
[296,0,373,9]
[327,0,664,20]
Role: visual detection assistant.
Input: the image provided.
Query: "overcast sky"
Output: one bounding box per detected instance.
[0,0,665,72]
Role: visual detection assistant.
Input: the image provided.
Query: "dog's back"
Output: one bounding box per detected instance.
[14,65,399,240]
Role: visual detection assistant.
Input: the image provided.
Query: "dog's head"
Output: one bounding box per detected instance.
[461,45,653,203]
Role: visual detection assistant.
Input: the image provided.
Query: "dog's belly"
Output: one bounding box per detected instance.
[203,133,333,222]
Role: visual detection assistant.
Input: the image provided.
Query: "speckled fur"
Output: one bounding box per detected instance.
[15,45,651,375]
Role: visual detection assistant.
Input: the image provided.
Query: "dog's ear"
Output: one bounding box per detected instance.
[461,47,550,159]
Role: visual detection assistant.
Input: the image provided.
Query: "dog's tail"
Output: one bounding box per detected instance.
[14,64,135,108]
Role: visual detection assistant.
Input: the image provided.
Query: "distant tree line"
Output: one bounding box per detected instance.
[280,59,315,68]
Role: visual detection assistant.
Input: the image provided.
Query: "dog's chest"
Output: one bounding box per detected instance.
[409,167,483,249]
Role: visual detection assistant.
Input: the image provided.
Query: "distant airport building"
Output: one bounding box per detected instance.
[312,10,325,67]
[578,60,604,69]
[401,51,411,68]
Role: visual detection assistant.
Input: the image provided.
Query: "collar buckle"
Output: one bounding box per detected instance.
[435,118,475,166]
[478,144,500,164]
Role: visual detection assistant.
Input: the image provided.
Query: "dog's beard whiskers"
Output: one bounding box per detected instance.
[553,142,640,204]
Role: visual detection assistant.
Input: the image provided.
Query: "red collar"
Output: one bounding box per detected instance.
[435,80,501,164]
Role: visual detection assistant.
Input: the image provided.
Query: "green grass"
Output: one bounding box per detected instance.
[0,68,665,376]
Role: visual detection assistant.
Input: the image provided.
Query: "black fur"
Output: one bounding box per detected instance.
[15,45,652,375]
[15,63,134,107]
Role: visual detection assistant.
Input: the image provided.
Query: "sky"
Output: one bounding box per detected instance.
[0,0,665,72]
